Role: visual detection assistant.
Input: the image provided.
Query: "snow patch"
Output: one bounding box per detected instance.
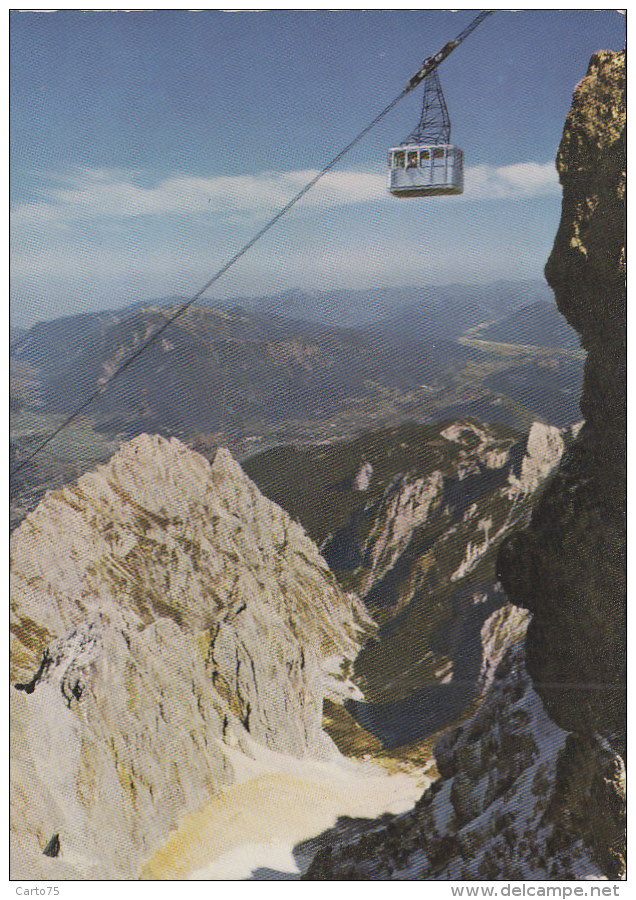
[353,462,373,491]
[148,735,427,880]
[191,842,300,880]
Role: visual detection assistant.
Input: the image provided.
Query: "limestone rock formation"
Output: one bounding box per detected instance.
[358,469,445,596]
[497,49,626,743]
[10,435,375,879]
[341,418,571,716]
[505,422,565,494]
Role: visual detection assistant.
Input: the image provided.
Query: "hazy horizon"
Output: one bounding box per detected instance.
[10,277,556,332]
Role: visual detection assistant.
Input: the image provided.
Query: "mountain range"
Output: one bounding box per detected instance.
[10,417,575,878]
[218,280,555,334]
[14,305,470,432]
[11,280,583,435]
[245,417,579,748]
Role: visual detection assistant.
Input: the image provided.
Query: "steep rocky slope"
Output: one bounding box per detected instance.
[302,49,626,881]
[343,419,575,742]
[305,605,619,880]
[10,435,379,879]
[248,418,576,748]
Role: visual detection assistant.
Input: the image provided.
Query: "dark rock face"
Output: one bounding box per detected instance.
[497,51,626,742]
[546,732,626,880]
[304,609,610,880]
[42,834,60,858]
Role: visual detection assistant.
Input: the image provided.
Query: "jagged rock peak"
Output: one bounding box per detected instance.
[545,49,626,342]
[506,422,565,495]
[10,435,375,878]
[12,434,374,672]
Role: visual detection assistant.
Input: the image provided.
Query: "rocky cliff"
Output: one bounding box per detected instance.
[302,49,626,881]
[246,417,575,750]
[496,47,627,879]
[10,435,377,879]
[498,49,626,745]
[327,419,576,746]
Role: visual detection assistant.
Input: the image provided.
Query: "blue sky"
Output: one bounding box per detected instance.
[10,9,626,327]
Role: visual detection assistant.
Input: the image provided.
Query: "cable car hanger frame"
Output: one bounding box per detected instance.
[387,69,463,198]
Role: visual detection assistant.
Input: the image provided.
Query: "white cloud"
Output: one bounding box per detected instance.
[11,159,559,229]
[463,161,559,201]
[10,167,386,229]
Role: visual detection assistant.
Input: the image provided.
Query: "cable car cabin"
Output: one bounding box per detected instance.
[387,144,464,198]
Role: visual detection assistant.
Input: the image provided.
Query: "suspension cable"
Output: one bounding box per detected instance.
[405,9,494,93]
[10,9,493,479]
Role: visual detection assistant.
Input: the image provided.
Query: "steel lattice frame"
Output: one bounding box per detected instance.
[405,70,451,145]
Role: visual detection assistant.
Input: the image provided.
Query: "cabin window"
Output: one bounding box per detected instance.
[432,147,446,168]
[420,150,430,165]
[394,151,405,169]
[407,151,418,169]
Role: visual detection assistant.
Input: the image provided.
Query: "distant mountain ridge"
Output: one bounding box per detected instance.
[472,300,581,350]
[10,280,584,482]
[13,303,472,436]
[220,280,554,333]
[10,281,569,387]
[10,309,124,393]
[12,279,554,334]
[361,281,557,344]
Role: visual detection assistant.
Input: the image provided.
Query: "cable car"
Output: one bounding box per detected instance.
[387,70,464,198]
[387,144,464,197]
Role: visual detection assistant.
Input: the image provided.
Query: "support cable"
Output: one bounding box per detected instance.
[10,9,493,478]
